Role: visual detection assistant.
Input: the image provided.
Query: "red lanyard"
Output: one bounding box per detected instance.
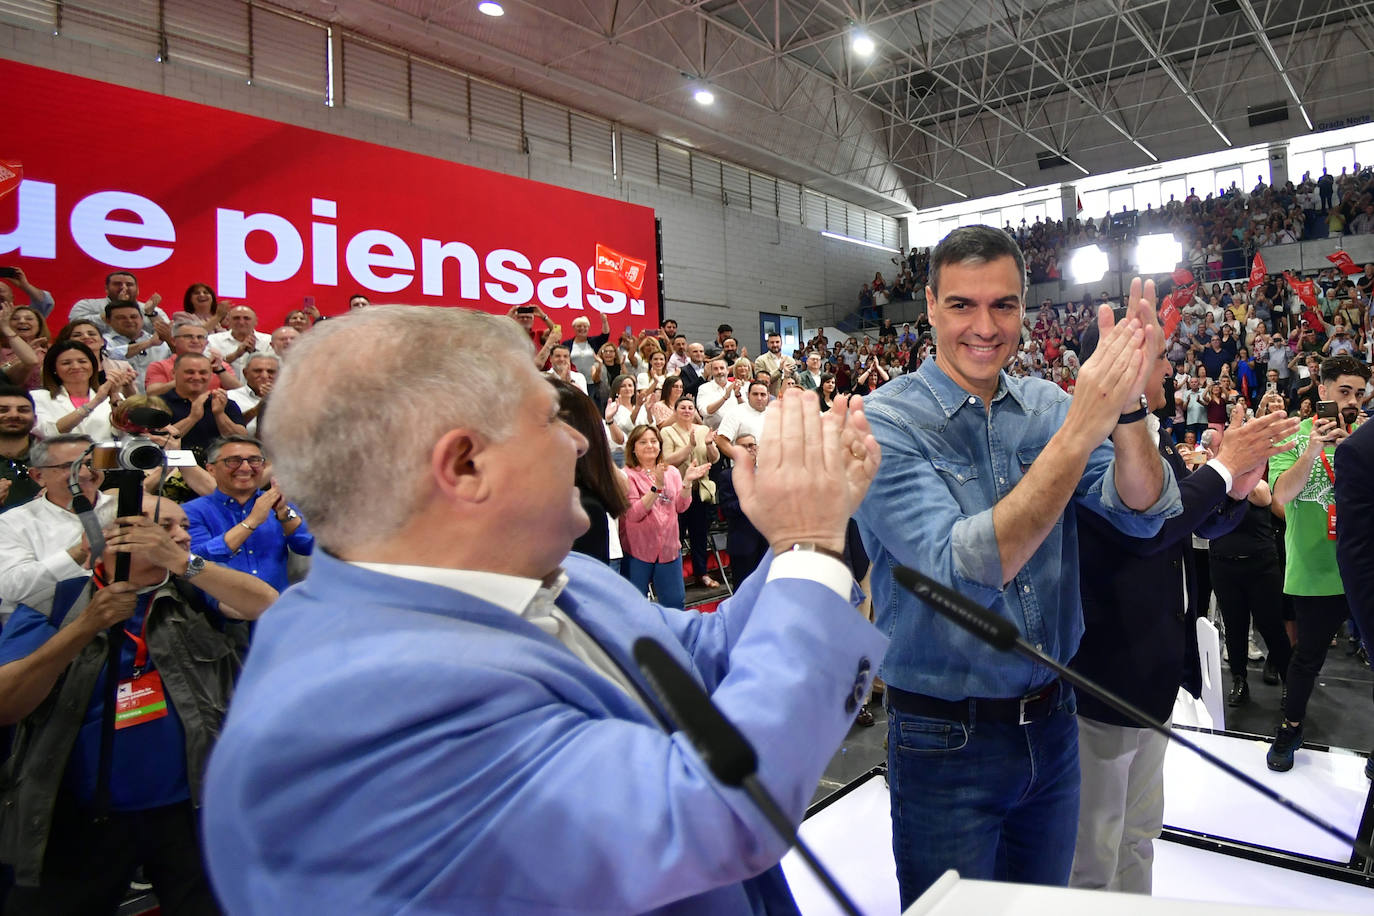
[1319,449,1335,486]
[90,563,152,670]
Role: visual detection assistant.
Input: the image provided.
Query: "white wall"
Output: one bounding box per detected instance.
[0,22,895,351]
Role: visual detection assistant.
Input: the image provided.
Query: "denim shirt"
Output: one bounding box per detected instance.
[856,358,1181,701]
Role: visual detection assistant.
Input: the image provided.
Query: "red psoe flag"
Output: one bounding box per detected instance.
[0,159,21,200]
[1248,253,1267,290]
[1327,249,1362,276]
[1284,271,1318,310]
[1159,291,1182,339]
[595,243,649,298]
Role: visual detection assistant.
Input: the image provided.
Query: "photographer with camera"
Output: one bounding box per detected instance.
[0,435,117,626]
[0,489,276,914]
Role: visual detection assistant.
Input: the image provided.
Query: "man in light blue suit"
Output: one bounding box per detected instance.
[202,305,887,915]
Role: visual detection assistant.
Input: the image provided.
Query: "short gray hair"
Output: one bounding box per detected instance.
[245,353,281,371]
[30,433,93,467]
[260,306,532,550]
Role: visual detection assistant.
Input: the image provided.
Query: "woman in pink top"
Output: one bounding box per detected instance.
[620,424,709,609]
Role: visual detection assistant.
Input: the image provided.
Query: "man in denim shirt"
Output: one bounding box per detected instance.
[856,226,1182,905]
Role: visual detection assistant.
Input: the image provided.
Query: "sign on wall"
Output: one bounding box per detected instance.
[0,58,660,331]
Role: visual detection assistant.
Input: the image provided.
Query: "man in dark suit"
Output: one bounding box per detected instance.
[1069,315,1298,893]
[678,342,709,400]
[1333,419,1374,779]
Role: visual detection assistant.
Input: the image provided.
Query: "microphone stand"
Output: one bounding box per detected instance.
[893,563,1373,861]
[632,638,864,916]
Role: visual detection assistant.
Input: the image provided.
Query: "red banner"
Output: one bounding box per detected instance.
[0,59,660,331]
[1248,253,1267,290]
[1327,249,1362,276]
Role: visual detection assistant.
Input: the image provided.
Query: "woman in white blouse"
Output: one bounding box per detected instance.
[31,340,133,440]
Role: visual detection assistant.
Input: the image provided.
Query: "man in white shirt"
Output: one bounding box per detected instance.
[270,326,299,359]
[102,301,171,391]
[715,380,770,459]
[68,270,171,338]
[694,357,743,431]
[209,306,275,376]
[754,333,785,379]
[228,355,279,436]
[666,335,691,373]
[546,345,588,394]
[0,434,115,624]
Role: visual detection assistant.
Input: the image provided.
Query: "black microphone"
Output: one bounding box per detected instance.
[633,637,756,787]
[892,564,1373,860]
[632,637,863,916]
[892,564,1017,650]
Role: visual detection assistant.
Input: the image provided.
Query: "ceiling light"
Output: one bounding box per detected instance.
[693,88,715,106]
[477,1,504,16]
[1069,245,1109,285]
[851,31,875,58]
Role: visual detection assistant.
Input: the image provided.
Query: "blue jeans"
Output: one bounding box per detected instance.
[886,688,1080,907]
[624,555,686,610]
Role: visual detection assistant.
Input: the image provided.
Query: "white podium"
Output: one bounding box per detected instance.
[905,869,1357,914]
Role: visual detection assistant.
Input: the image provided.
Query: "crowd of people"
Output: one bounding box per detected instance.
[858,161,1374,312]
[0,211,1370,915]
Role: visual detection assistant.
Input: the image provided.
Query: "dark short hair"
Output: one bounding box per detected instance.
[0,384,35,408]
[673,334,687,343]
[104,300,142,321]
[207,435,264,464]
[174,351,212,371]
[1320,355,1371,385]
[928,225,1026,298]
[717,323,733,334]
[105,270,137,286]
[747,380,770,395]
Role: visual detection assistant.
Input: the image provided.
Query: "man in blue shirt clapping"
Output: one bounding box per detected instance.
[855,225,1183,905]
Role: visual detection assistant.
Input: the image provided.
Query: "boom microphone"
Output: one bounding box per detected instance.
[632,637,863,916]
[892,564,1373,859]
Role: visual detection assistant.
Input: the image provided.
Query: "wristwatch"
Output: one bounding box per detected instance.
[183,553,207,580]
[1118,395,1150,424]
[278,507,299,522]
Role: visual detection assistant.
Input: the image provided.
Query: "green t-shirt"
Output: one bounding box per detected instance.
[1269,417,1353,596]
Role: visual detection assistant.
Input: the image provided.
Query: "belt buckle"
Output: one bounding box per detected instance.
[1018,693,1033,726]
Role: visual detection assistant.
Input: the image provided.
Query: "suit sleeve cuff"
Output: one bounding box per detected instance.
[1204,458,1234,492]
[766,552,852,602]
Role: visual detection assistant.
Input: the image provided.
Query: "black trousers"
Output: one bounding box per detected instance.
[1211,554,1291,679]
[678,495,715,581]
[3,798,219,916]
[1283,593,1353,723]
